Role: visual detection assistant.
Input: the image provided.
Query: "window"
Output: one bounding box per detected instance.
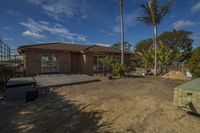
[93,56,105,72]
[41,55,58,73]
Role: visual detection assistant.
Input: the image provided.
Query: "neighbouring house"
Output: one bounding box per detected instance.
[18,42,131,76]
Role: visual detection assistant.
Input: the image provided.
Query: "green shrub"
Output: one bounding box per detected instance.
[137,41,174,74]
[187,47,200,78]
[112,63,128,77]
[0,66,15,91]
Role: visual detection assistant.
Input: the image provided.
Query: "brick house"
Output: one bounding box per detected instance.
[18,42,131,76]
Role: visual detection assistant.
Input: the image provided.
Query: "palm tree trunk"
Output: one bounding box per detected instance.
[120,0,125,65]
[153,24,157,75]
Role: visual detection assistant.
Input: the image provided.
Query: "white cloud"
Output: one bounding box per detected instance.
[99,30,105,33]
[123,12,139,27]
[94,43,111,47]
[191,1,200,12]
[191,34,200,46]
[27,0,42,4]
[39,20,49,25]
[20,19,43,33]
[22,30,46,39]
[4,27,11,30]
[7,10,23,16]
[108,33,118,36]
[190,34,199,40]
[2,37,13,41]
[172,20,195,29]
[113,25,120,33]
[26,0,89,21]
[113,10,140,33]
[78,36,87,42]
[20,18,87,42]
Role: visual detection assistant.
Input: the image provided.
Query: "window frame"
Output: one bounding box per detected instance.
[41,55,59,73]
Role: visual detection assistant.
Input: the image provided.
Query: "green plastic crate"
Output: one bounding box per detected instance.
[173,78,200,114]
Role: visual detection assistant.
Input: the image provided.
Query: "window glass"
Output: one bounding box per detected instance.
[41,55,58,73]
[93,56,105,72]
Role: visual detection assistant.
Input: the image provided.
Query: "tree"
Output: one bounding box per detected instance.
[159,29,193,62]
[159,29,193,52]
[137,48,154,69]
[135,29,193,62]
[137,41,173,73]
[112,41,132,51]
[157,41,173,73]
[137,0,175,75]
[135,39,153,54]
[187,47,200,78]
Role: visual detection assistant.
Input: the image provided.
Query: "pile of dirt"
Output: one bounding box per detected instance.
[161,71,191,81]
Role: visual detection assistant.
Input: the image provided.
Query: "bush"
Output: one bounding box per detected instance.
[112,63,128,77]
[0,65,15,91]
[187,47,200,78]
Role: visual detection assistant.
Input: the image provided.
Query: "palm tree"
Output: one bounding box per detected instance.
[137,0,175,75]
[119,0,125,65]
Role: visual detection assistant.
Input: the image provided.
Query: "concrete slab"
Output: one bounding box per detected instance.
[7,74,99,89]
[34,74,99,88]
[6,77,36,88]
[5,74,99,101]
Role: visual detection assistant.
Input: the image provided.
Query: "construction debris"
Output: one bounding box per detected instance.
[161,71,191,81]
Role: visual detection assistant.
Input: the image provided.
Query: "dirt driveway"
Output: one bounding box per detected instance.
[1,76,200,133]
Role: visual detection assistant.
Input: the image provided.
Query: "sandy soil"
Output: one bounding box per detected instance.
[1,76,200,133]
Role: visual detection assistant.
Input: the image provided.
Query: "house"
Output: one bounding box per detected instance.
[18,42,131,76]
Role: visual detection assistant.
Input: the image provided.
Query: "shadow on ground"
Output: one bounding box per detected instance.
[0,88,112,133]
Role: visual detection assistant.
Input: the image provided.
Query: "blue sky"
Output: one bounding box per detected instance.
[0,0,200,49]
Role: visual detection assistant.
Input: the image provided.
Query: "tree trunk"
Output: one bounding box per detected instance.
[153,25,157,75]
[120,0,125,65]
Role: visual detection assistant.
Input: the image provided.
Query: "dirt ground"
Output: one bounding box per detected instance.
[1,76,200,133]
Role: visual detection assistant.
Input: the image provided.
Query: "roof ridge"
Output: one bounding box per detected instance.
[18,42,91,49]
[18,42,62,49]
[84,44,96,51]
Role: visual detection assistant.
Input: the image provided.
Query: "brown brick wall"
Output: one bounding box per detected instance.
[85,54,94,75]
[71,53,80,73]
[79,53,94,75]
[24,50,71,76]
[59,52,71,73]
[98,53,131,66]
[79,54,86,74]
[24,51,41,76]
[23,50,131,76]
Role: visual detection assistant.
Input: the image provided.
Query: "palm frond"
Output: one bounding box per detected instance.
[137,17,152,25]
[158,0,176,23]
[137,0,175,25]
[141,3,151,15]
[137,3,152,25]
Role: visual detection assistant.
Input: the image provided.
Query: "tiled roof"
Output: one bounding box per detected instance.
[18,42,88,52]
[85,45,121,53]
[18,42,131,54]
